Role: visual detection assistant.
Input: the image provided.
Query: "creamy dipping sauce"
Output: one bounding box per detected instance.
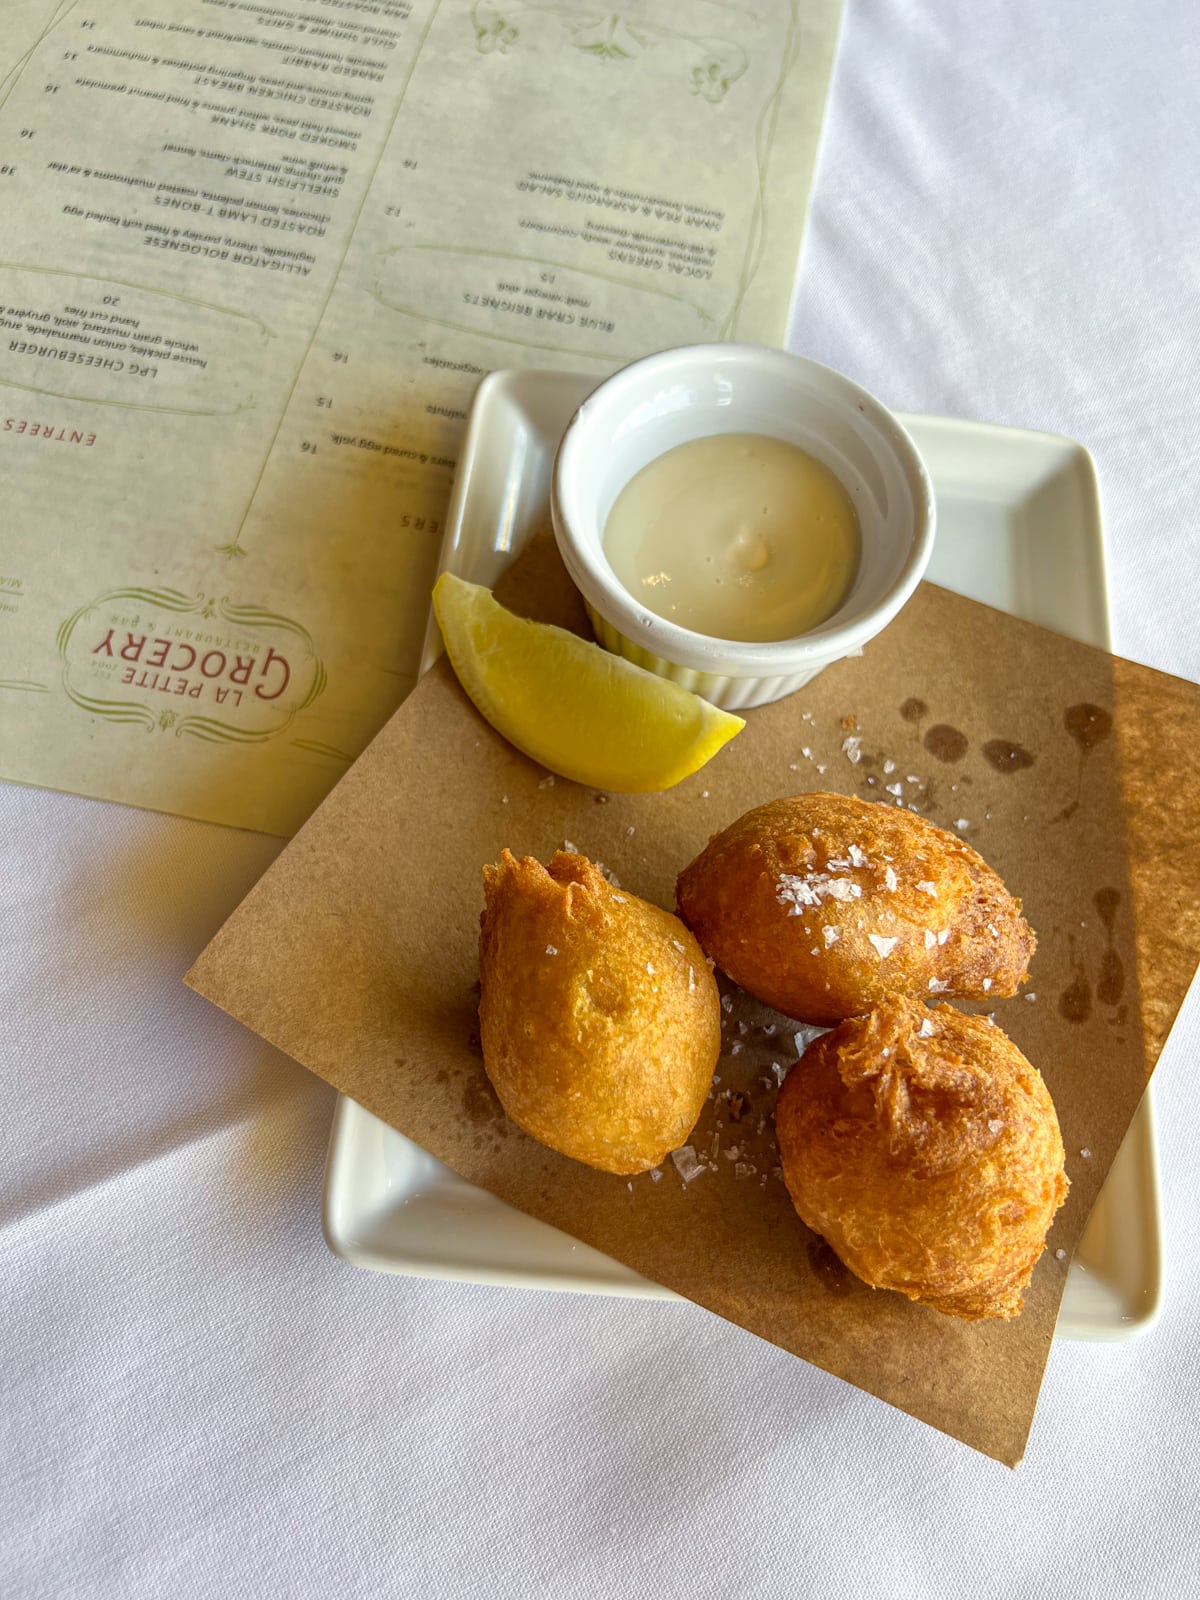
[603,432,860,642]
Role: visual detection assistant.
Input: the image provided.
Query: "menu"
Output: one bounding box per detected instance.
[0,0,843,834]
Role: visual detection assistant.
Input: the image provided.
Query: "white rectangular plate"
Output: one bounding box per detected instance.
[323,369,1163,1342]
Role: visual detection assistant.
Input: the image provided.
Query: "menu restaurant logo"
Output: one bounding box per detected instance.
[56,586,326,743]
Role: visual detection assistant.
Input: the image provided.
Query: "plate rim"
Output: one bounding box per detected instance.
[324,367,1163,1342]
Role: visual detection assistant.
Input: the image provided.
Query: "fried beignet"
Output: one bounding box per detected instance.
[676,792,1035,1024]
[479,850,720,1174]
[776,996,1068,1320]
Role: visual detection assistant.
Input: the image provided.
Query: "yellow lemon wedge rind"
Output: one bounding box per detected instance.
[432,572,744,794]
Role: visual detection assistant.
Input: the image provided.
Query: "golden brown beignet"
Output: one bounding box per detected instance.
[479,850,720,1174]
[676,792,1035,1024]
[776,996,1069,1320]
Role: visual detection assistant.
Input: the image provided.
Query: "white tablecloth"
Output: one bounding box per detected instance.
[4,3,1199,1594]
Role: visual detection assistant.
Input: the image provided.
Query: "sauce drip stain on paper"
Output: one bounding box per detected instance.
[982,738,1036,774]
[923,724,969,763]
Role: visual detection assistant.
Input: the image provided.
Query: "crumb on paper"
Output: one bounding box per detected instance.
[842,735,863,764]
[650,1167,662,1183]
[1026,992,1038,1001]
[1055,1248,1067,1261]
[883,759,896,775]
[955,818,970,831]
[1079,1147,1092,1159]
[563,839,578,854]
[671,1145,707,1185]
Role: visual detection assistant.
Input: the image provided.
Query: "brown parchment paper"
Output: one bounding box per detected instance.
[186,537,1200,1466]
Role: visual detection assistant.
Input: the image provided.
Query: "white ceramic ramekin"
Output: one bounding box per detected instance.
[550,344,936,710]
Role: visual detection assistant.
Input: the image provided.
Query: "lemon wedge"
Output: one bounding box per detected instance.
[432,572,744,793]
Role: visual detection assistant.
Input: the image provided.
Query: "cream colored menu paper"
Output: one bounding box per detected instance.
[0,0,842,833]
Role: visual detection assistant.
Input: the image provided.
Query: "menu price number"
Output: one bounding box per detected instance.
[300,440,318,455]
[315,395,333,409]
[332,351,349,364]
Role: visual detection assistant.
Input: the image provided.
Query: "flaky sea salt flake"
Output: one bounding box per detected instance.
[777,873,821,912]
[671,1146,707,1185]
[824,878,862,903]
[928,977,950,993]
[868,934,899,958]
